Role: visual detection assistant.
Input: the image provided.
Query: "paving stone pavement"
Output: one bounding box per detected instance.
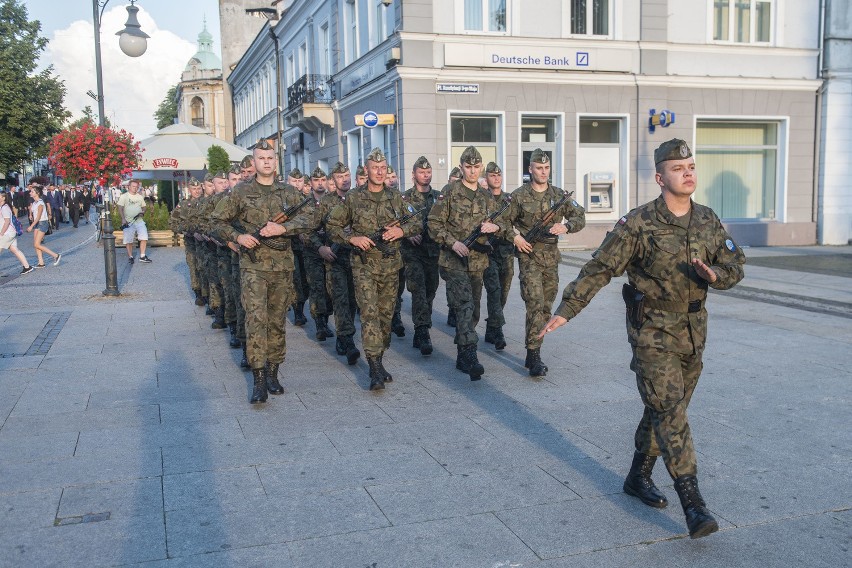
[0,231,850,567]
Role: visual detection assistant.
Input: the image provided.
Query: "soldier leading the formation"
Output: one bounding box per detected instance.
[540,138,746,539]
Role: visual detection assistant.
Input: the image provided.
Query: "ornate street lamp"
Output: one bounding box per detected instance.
[92,0,149,296]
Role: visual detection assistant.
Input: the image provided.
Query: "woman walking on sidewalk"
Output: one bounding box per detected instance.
[0,192,34,274]
[26,186,61,268]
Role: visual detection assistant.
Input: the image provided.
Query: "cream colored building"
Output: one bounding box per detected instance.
[176,20,230,141]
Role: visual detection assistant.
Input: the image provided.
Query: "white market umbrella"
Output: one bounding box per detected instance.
[135,123,250,173]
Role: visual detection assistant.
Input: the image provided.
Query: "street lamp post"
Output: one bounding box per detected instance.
[92,0,150,296]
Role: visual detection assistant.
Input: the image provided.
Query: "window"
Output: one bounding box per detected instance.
[579,118,619,144]
[450,114,500,166]
[371,0,388,48]
[521,115,559,184]
[345,0,359,65]
[570,0,610,36]
[713,0,772,43]
[463,0,506,33]
[319,22,330,76]
[298,42,308,77]
[287,54,295,87]
[694,121,780,219]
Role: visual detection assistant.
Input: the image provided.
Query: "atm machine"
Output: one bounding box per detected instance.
[584,171,615,213]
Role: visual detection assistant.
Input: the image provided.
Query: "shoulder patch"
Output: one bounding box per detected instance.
[437,194,445,200]
[725,238,736,252]
[572,200,579,207]
[617,216,627,226]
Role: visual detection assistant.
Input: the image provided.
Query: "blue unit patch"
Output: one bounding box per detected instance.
[572,200,579,207]
[726,238,736,252]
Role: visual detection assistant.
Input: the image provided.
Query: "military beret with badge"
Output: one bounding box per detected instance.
[654,138,692,165]
[413,156,431,171]
[459,146,482,166]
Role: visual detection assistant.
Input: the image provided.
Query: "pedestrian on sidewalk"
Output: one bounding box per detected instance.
[539,138,746,539]
[117,179,152,264]
[0,192,34,274]
[25,186,61,268]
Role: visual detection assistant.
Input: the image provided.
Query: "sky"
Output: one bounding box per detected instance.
[24,0,222,140]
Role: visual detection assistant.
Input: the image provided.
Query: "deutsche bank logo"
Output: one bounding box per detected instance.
[363,111,379,128]
[576,52,589,66]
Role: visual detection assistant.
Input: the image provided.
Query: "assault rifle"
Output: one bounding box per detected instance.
[355,207,424,263]
[458,195,512,255]
[238,194,314,263]
[521,191,574,245]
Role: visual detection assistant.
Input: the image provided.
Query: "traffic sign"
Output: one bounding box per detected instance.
[355,112,395,128]
[363,111,379,128]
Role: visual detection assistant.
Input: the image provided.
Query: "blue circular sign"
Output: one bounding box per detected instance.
[363,111,379,128]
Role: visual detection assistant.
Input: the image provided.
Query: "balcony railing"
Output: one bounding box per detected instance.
[287,74,334,110]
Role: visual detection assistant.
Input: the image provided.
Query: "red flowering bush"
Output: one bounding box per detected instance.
[48,123,143,185]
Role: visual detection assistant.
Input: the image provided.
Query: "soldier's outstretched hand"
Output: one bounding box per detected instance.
[692,258,718,283]
[538,314,567,340]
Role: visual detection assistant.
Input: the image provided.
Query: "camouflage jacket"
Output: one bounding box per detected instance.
[507,183,585,267]
[168,197,194,234]
[400,185,441,258]
[488,192,515,259]
[210,179,312,271]
[428,180,512,272]
[308,191,352,254]
[298,192,324,255]
[555,196,746,354]
[326,185,420,272]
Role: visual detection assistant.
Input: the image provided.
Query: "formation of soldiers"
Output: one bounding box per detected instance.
[169,137,745,540]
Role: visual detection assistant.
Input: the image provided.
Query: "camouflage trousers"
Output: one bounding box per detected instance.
[292,247,309,305]
[630,347,701,478]
[231,250,245,342]
[393,268,405,321]
[402,250,440,329]
[241,267,294,369]
[483,247,514,330]
[440,267,483,347]
[326,252,357,338]
[517,253,558,349]
[218,247,236,324]
[184,238,200,292]
[195,240,209,299]
[352,255,400,358]
[304,251,332,319]
[203,245,223,309]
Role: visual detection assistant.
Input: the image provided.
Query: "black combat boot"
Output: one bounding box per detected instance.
[228,324,241,348]
[446,309,456,328]
[250,368,268,404]
[674,475,719,539]
[193,289,204,306]
[527,348,548,377]
[335,337,346,355]
[265,361,284,395]
[345,336,360,366]
[211,307,226,329]
[315,316,333,341]
[292,302,307,326]
[484,326,496,344]
[240,343,250,369]
[391,312,405,337]
[367,357,385,390]
[623,452,668,508]
[455,344,468,372]
[205,304,214,316]
[464,345,484,381]
[376,354,392,382]
[485,327,506,350]
[415,326,433,356]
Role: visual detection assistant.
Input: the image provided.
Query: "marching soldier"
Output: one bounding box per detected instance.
[287,168,309,326]
[326,148,420,390]
[210,140,312,404]
[195,173,226,327]
[507,148,585,376]
[400,156,441,355]
[441,166,463,327]
[428,146,508,381]
[482,162,514,350]
[239,155,255,181]
[355,165,367,188]
[302,167,334,341]
[210,171,239,339]
[169,177,204,305]
[540,138,745,539]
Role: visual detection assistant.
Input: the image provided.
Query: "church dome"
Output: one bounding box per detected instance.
[185,17,221,72]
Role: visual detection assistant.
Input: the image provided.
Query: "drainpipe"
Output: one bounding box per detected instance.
[269,26,284,176]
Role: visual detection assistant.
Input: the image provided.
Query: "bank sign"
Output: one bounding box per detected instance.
[444,43,634,73]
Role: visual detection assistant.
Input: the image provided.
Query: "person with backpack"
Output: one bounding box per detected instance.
[0,191,34,274]
[26,185,61,268]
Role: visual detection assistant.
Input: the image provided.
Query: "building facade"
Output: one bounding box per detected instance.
[231,0,830,247]
[176,20,229,140]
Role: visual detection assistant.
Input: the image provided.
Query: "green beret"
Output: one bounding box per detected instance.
[302,174,310,182]
[386,165,395,174]
[187,177,201,187]
[356,165,366,176]
[229,164,241,175]
[529,148,550,164]
[449,167,461,179]
[485,162,502,175]
[288,168,302,179]
[366,147,386,163]
[203,173,214,182]
[212,171,227,180]
[311,166,327,179]
[654,138,692,165]
[239,155,253,168]
[255,138,273,151]
[413,156,431,171]
[459,146,482,166]
[330,162,349,175]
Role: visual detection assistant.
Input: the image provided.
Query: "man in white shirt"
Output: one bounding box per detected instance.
[117,179,152,264]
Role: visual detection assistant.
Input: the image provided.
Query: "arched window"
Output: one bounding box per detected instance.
[191,96,205,128]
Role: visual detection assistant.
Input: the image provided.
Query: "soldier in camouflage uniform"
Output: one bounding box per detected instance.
[185,178,215,312]
[287,168,309,326]
[481,162,514,350]
[302,167,334,341]
[386,164,407,338]
[194,173,226,327]
[400,156,441,355]
[239,155,255,181]
[210,140,313,404]
[540,139,745,539]
[355,165,367,188]
[326,148,420,390]
[311,162,360,365]
[440,166,462,328]
[507,149,586,376]
[169,177,204,305]
[210,171,239,339]
[428,146,508,381]
[224,166,246,351]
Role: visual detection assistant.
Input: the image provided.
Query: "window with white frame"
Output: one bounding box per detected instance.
[287,53,295,87]
[569,0,610,36]
[450,114,501,167]
[694,120,781,219]
[345,0,359,65]
[298,42,308,77]
[713,0,772,43]
[319,22,330,76]
[463,0,506,33]
[371,0,388,48]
